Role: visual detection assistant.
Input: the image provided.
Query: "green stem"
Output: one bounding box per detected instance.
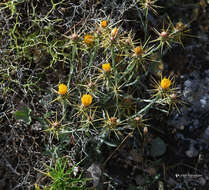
[68,44,77,88]
[125,96,159,122]
[144,8,149,42]
[82,42,98,82]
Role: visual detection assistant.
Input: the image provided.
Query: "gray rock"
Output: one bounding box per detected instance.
[184,80,192,88]
[185,144,198,158]
[198,177,206,186]
[135,175,145,186]
[203,126,209,144]
[167,177,178,186]
[167,115,188,130]
[87,163,102,187]
[0,179,6,189]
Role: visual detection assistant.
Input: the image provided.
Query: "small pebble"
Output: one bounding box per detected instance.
[185,145,198,158]
[198,177,206,186]
[200,98,207,108]
[184,80,192,87]
[203,126,209,144]
[135,175,145,186]
[167,177,178,186]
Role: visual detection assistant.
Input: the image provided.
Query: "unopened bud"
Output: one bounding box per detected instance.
[134,46,143,56]
[52,122,59,128]
[70,33,79,40]
[170,93,177,99]
[134,117,141,122]
[88,82,95,88]
[144,127,148,134]
[125,38,131,44]
[115,55,122,63]
[160,31,168,38]
[111,27,118,40]
[175,21,184,31]
[110,117,117,125]
[60,7,67,13]
[124,96,132,104]
[96,28,102,34]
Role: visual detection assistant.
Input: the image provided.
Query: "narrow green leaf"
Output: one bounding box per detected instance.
[103,140,117,147]
[120,62,135,80]
[125,76,140,87]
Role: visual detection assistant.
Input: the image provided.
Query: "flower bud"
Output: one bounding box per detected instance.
[134,46,143,56]
[111,27,118,40]
[101,20,108,28]
[175,21,184,31]
[160,31,168,38]
[110,117,117,125]
[70,33,79,40]
[134,117,141,122]
[170,93,177,99]
[88,82,95,88]
[144,127,148,135]
[52,121,60,128]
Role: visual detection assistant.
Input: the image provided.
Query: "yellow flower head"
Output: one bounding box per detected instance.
[160,77,171,89]
[81,94,93,107]
[58,83,68,95]
[111,27,118,39]
[101,20,108,28]
[102,63,111,72]
[134,46,143,56]
[84,35,94,46]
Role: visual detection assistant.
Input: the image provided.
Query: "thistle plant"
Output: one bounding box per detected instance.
[37,0,187,148]
[1,0,192,189]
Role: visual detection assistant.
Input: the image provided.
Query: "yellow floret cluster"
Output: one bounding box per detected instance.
[102,63,111,72]
[81,94,93,107]
[58,84,68,95]
[100,20,108,28]
[134,46,143,56]
[160,77,171,89]
[84,35,94,46]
